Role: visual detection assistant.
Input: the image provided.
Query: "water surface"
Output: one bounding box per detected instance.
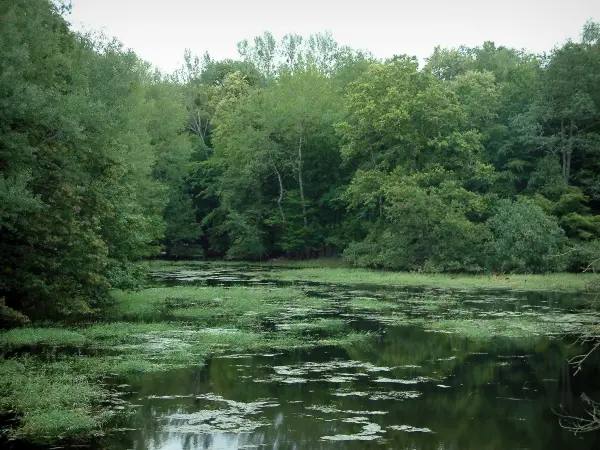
[104,264,600,449]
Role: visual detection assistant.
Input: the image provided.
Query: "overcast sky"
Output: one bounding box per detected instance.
[68,0,600,73]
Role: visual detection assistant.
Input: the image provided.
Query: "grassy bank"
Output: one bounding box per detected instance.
[269,267,597,292]
[148,259,597,292]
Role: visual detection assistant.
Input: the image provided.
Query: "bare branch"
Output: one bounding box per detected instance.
[556,395,600,433]
[559,260,600,434]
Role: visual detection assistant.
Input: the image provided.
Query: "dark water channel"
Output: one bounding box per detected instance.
[102,264,600,449]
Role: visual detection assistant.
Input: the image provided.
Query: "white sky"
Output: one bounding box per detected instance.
[68,0,600,73]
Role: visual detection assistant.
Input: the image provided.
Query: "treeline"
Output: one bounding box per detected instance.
[174,22,600,274]
[1,1,599,320]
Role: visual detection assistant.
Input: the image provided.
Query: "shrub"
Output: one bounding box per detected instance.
[485,198,567,273]
[0,298,31,329]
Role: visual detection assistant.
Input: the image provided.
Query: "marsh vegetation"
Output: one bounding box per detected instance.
[1,262,599,448]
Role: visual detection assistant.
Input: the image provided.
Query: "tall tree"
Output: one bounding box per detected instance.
[0,0,187,318]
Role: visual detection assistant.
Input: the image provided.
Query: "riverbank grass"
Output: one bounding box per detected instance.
[268,267,596,292]
[0,328,86,348]
[148,259,596,292]
[0,359,108,442]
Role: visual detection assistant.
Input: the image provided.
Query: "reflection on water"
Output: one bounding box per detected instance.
[104,331,600,449]
[100,264,600,449]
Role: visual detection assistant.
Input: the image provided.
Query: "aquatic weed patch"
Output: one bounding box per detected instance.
[0,328,86,349]
[320,422,386,441]
[331,390,422,400]
[389,424,434,433]
[425,311,599,340]
[0,319,373,443]
[254,358,400,385]
[306,405,388,415]
[0,359,111,443]
[276,318,348,334]
[373,376,434,384]
[162,393,279,434]
[110,285,319,323]
[349,297,399,310]
[81,322,178,344]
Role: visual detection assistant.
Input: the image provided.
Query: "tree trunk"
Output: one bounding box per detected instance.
[561,119,566,183]
[272,163,285,224]
[189,109,209,158]
[298,134,307,228]
[565,119,574,185]
[560,119,574,185]
[297,132,309,259]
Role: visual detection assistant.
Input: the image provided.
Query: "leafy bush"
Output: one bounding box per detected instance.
[344,175,489,272]
[0,298,31,329]
[485,198,567,273]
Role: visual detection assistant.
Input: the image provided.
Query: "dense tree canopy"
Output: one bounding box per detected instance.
[1,0,600,321]
[181,22,600,274]
[0,0,190,319]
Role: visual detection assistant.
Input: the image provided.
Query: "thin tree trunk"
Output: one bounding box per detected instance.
[565,119,574,185]
[561,119,567,184]
[272,163,285,224]
[298,132,309,259]
[298,133,307,228]
[189,109,208,157]
[560,119,574,185]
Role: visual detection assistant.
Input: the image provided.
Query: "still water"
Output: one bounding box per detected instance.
[102,264,600,449]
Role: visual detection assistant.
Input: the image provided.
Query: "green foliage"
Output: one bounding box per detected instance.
[206,66,345,257]
[0,0,194,318]
[2,4,600,332]
[486,198,567,273]
[343,168,492,272]
[0,298,31,329]
[6,10,600,447]
[170,23,600,272]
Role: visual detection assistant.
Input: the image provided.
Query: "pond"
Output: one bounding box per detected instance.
[95,264,600,449]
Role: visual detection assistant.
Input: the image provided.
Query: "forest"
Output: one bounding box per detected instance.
[2,0,600,322]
